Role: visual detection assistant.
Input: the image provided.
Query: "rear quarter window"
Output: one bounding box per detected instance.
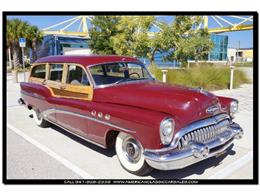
[31,64,46,79]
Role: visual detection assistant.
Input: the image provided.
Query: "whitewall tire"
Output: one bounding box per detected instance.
[115,132,153,176]
[32,108,50,127]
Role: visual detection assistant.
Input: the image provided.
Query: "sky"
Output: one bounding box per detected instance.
[7,15,253,48]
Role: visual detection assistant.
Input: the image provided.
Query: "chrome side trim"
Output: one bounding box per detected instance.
[44,118,106,149]
[42,108,135,134]
[21,90,45,100]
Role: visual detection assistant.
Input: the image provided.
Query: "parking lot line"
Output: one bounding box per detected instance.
[7,123,95,179]
[207,151,253,179]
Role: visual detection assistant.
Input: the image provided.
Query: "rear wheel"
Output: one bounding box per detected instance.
[115,132,153,176]
[32,108,50,127]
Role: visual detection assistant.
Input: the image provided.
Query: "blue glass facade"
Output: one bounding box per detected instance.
[37,35,90,58]
[208,34,228,61]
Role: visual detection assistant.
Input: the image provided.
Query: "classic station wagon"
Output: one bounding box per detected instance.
[19,55,243,176]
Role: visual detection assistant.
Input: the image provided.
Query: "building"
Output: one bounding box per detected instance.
[208,34,228,61]
[37,35,91,59]
[227,48,237,62]
[236,48,253,62]
[227,47,253,63]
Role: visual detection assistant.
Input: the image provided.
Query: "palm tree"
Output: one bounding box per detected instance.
[26,25,43,63]
[6,20,14,69]
[6,19,30,68]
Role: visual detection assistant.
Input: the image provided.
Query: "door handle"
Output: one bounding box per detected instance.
[42,79,47,85]
[60,84,66,90]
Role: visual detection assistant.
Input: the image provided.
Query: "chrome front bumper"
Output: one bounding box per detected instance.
[143,122,243,170]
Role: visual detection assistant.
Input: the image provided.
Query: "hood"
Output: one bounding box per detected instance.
[93,81,221,128]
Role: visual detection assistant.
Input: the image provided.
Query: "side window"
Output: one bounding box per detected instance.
[31,64,46,79]
[128,63,149,78]
[105,63,125,78]
[49,64,63,82]
[89,65,104,76]
[66,65,89,86]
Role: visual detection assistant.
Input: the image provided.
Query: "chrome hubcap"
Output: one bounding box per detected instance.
[122,137,141,163]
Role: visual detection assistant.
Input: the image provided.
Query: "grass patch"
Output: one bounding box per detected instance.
[150,65,250,91]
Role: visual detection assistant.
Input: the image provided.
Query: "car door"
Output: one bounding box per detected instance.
[26,63,56,122]
[54,63,93,138]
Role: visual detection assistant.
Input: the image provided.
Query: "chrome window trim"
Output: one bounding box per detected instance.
[42,108,136,134]
[86,61,154,89]
[94,79,154,89]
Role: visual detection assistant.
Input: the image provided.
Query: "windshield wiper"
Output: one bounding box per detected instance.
[114,78,133,85]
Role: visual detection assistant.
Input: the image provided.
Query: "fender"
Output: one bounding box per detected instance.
[217,96,238,115]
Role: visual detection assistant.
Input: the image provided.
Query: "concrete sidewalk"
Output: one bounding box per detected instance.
[213,84,253,114]
[212,84,253,151]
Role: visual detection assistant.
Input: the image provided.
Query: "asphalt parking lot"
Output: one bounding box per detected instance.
[6,72,254,179]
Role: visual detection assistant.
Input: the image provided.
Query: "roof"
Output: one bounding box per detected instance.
[35,55,141,67]
[237,48,253,50]
[228,47,253,50]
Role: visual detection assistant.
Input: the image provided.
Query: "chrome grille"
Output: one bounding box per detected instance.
[177,118,230,150]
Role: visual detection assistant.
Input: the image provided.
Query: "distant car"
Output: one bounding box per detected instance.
[19,55,243,176]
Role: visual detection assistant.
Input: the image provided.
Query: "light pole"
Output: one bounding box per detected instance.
[8,48,12,68]
[230,65,235,90]
[19,38,26,82]
[21,47,26,82]
[162,70,168,83]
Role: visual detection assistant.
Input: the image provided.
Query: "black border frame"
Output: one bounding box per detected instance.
[2,11,259,185]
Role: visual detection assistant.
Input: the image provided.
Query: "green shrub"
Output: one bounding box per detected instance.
[150,65,250,91]
[14,66,31,72]
[234,62,253,67]
[188,62,214,68]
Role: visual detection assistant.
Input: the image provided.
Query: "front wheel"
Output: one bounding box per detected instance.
[115,132,153,176]
[32,108,51,128]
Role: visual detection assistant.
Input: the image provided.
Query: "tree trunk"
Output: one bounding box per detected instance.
[12,47,20,69]
[31,41,38,63]
[150,48,157,67]
[150,57,154,67]
[32,48,37,63]
[195,56,199,66]
[148,53,157,77]
[8,47,13,69]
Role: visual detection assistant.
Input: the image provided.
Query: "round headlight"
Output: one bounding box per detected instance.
[230,101,239,117]
[160,118,175,145]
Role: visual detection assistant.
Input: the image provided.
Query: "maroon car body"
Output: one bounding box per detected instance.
[19,55,243,175]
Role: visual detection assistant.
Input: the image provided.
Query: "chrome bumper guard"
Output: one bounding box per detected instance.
[143,122,243,170]
[18,98,25,105]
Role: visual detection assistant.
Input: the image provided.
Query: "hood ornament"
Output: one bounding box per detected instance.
[206,104,220,115]
[194,86,211,96]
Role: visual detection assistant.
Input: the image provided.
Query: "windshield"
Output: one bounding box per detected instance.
[89,62,152,86]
